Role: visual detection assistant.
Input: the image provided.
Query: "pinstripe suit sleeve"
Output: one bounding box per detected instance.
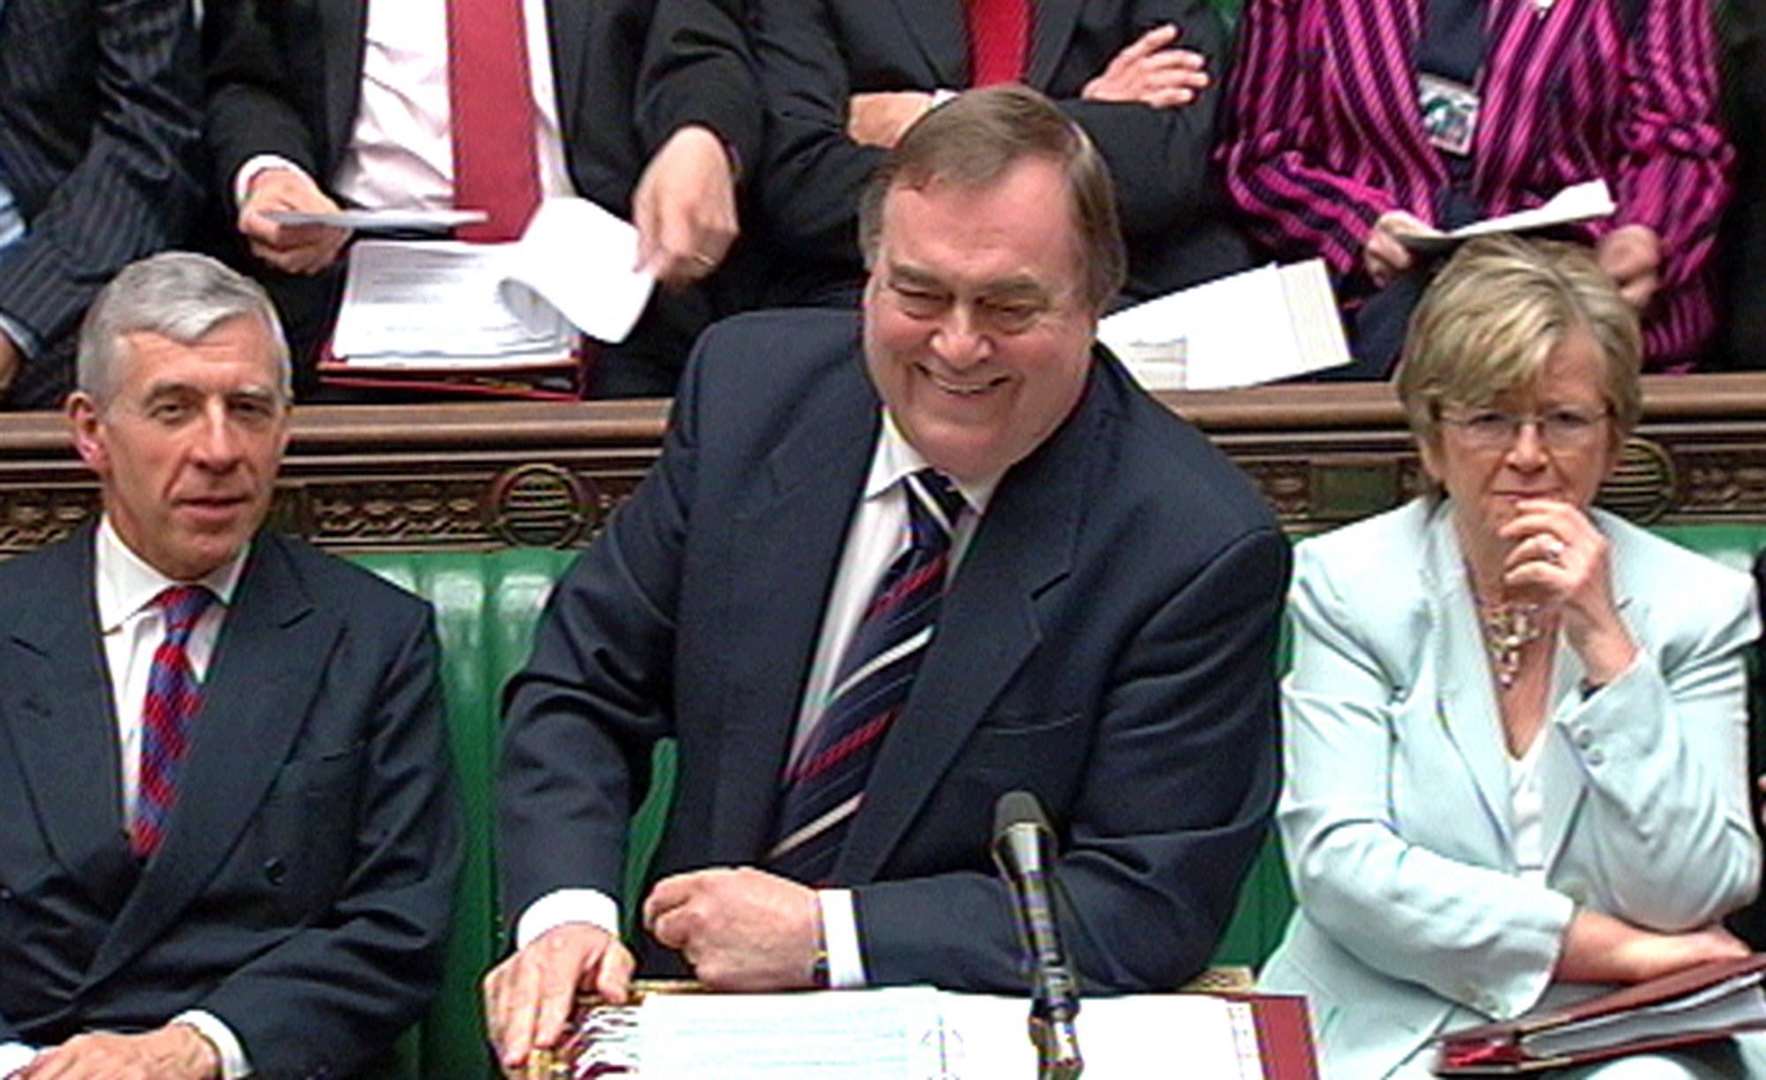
[0,0,202,356]
[1214,0,1399,276]
[1610,0,1733,363]
[1611,0,1732,275]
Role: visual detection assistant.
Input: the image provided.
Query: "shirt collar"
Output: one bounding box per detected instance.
[94,517,251,634]
[865,410,1003,515]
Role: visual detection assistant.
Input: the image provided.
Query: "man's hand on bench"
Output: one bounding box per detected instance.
[483,922,635,1076]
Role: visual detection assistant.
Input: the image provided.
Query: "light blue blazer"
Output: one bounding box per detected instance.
[1258,498,1762,1079]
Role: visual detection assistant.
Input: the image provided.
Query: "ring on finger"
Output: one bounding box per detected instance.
[1542,537,1566,564]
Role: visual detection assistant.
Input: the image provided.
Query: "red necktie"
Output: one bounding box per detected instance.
[131,585,216,859]
[967,0,1032,87]
[447,0,542,242]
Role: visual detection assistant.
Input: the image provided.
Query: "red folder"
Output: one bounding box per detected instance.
[1434,954,1766,1074]
[1221,991,1321,1080]
[315,336,590,401]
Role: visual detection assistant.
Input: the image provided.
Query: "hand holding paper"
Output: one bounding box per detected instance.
[633,125,740,287]
[1397,179,1617,254]
[238,168,352,275]
[1365,210,1440,287]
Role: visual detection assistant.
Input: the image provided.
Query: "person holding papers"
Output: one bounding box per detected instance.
[202,0,760,397]
[1215,0,1733,376]
[1259,236,1763,1078]
[482,86,1287,1074]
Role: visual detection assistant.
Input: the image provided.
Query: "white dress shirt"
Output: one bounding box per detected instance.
[1508,717,1550,889]
[517,412,1001,989]
[0,520,252,1079]
[235,0,571,210]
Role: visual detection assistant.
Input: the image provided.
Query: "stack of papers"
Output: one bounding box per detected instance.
[329,197,655,375]
[566,988,1278,1079]
[1098,258,1352,390]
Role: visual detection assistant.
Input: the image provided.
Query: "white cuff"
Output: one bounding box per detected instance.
[0,308,41,361]
[930,88,960,109]
[0,1043,38,1079]
[233,154,314,208]
[516,888,621,949]
[171,1011,251,1080]
[817,889,867,989]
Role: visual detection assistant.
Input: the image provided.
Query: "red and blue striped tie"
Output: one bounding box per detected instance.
[131,585,215,860]
[766,469,968,884]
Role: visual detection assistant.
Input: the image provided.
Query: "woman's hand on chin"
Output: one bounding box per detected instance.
[1497,499,1637,683]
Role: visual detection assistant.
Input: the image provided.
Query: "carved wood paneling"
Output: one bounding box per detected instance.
[6,375,1766,556]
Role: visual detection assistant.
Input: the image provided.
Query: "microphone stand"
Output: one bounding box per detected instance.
[993,791,1084,1079]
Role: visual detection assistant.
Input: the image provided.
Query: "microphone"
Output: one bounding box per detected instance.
[992,791,1084,1079]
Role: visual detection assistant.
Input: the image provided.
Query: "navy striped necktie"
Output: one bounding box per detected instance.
[766,468,969,884]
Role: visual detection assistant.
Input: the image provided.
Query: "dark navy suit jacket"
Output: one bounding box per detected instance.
[0,0,202,407]
[0,528,461,1079]
[747,0,1254,306]
[499,309,1288,991]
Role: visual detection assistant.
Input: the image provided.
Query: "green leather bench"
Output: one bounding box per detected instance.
[350,520,1766,1078]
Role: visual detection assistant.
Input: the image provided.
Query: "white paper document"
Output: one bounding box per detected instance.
[330,196,654,370]
[584,988,1265,1079]
[264,207,487,232]
[1398,178,1616,254]
[1098,259,1352,390]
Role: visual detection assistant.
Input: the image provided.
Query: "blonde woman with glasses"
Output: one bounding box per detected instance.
[1258,235,1764,1078]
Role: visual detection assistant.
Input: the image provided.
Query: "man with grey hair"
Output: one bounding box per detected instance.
[0,252,459,1079]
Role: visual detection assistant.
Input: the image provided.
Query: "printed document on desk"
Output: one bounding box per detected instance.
[331,196,654,370]
[559,986,1316,1078]
[1097,259,1352,390]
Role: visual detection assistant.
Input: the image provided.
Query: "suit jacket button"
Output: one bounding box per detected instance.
[264,857,287,885]
[0,886,12,901]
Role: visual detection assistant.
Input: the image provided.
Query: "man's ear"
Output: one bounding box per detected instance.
[66,392,108,474]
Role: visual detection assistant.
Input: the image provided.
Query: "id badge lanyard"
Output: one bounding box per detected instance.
[1415,0,1488,228]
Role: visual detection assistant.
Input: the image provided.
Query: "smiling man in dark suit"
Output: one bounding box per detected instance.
[0,253,458,1079]
[202,0,760,398]
[0,0,202,410]
[484,86,1286,1074]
